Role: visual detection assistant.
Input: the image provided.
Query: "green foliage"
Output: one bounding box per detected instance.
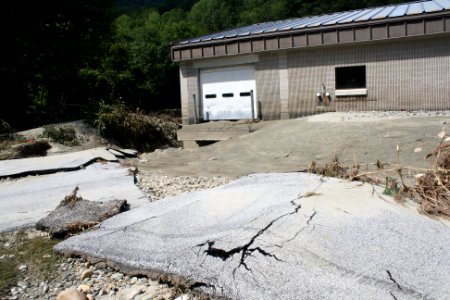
[1,0,116,129]
[0,120,13,136]
[239,0,289,25]
[41,125,79,146]
[95,101,181,151]
[383,176,400,197]
[188,0,237,33]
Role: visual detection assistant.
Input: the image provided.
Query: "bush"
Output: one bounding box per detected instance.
[0,120,13,140]
[14,140,51,158]
[95,102,181,152]
[41,125,79,146]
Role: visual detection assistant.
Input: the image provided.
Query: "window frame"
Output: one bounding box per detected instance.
[335,65,367,97]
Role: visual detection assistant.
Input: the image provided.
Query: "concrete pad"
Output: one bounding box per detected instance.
[0,162,148,232]
[0,147,117,178]
[55,173,450,300]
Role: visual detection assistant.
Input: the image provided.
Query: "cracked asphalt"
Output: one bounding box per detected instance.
[55,173,450,299]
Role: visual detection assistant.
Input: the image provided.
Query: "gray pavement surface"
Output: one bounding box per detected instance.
[0,162,147,232]
[0,147,117,178]
[55,173,450,300]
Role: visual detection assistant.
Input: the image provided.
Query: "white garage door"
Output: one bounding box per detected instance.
[200,65,257,120]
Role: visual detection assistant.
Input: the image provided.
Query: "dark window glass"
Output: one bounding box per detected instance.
[240,92,251,97]
[205,94,216,99]
[222,93,234,98]
[335,66,366,89]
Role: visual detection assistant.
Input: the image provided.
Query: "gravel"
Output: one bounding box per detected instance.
[2,173,230,300]
[307,110,450,123]
[136,172,230,201]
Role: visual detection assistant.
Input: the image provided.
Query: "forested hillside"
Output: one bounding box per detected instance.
[1,0,405,131]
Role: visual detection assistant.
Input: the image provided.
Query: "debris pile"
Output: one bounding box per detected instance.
[406,140,450,216]
[308,155,359,180]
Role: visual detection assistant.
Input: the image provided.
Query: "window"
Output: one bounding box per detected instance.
[335,66,366,90]
[205,94,216,99]
[222,93,234,98]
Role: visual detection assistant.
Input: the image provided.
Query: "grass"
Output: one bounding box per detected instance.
[0,231,61,297]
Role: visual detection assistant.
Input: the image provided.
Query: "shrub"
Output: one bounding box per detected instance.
[0,120,12,135]
[41,125,79,146]
[14,140,51,158]
[95,102,181,152]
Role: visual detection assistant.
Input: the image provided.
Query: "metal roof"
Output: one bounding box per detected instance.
[176,0,450,46]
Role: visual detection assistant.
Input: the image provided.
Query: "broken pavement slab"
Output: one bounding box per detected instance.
[116,148,138,157]
[0,162,147,232]
[0,147,117,178]
[108,148,126,158]
[55,173,450,300]
[36,187,129,238]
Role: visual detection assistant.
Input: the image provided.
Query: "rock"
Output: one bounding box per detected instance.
[80,270,93,280]
[130,277,138,284]
[36,187,129,238]
[18,264,28,272]
[143,285,159,297]
[86,294,94,300]
[111,272,124,280]
[42,284,49,294]
[17,281,28,289]
[175,294,190,300]
[77,284,90,293]
[115,286,143,299]
[56,288,87,300]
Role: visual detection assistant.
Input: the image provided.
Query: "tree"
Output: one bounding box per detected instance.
[0,0,115,129]
[188,0,238,34]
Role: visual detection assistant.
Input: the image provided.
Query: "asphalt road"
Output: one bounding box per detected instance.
[56,173,450,300]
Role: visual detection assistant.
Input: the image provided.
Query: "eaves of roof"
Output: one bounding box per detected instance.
[171,0,450,61]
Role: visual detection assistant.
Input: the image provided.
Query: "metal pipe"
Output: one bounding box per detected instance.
[193,94,198,123]
[250,90,255,120]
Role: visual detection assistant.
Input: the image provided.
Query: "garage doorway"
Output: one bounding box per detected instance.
[200,65,257,120]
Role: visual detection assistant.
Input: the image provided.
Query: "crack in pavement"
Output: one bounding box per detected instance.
[0,157,116,180]
[276,209,318,248]
[386,270,403,291]
[191,280,225,296]
[389,291,398,300]
[196,194,313,277]
[384,269,427,299]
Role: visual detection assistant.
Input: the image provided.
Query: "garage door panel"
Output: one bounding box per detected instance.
[200,66,257,120]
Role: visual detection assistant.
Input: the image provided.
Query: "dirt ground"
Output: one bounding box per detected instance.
[131,112,450,181]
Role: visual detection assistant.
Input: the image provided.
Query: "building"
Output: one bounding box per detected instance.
[171,0,450,132]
